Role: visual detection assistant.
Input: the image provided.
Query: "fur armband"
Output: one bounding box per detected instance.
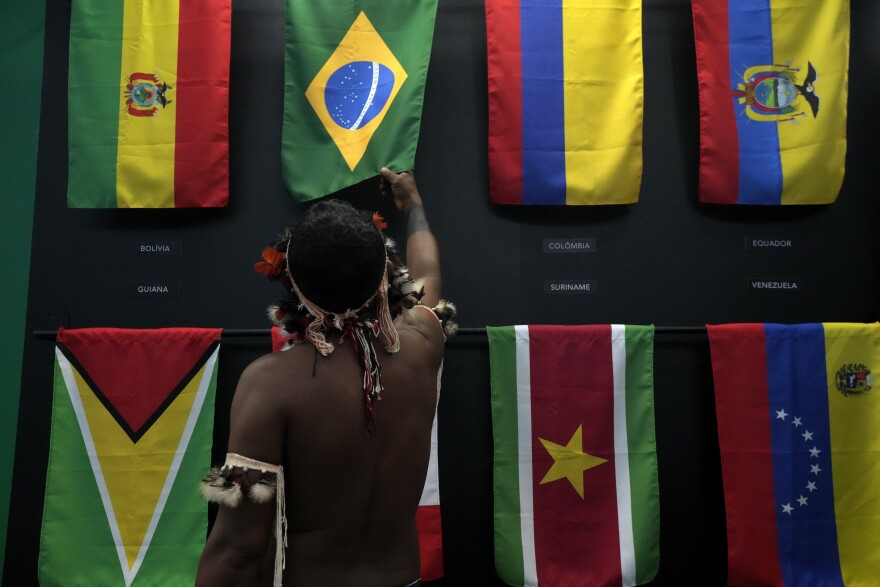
[201,453,287,587]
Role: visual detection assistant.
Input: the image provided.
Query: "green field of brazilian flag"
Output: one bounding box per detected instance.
[282,0,438,200]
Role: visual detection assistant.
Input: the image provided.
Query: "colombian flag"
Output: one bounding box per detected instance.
[39,328,220,586]
[489,325,659,586]
[708,323,880,586]
[693,0,849,205]
[486,0,644,205]
[281,0,438,201]
[68,0,231,208]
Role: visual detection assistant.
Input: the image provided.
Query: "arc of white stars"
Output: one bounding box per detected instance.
[776,408,824,518]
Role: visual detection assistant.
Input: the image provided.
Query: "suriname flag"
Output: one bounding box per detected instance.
[39,328,220,586]
[488,325,660,587]
[281,0,438,201]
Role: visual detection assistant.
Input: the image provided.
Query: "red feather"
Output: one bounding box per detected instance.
[372,212,388,232]
[254,246,285,277]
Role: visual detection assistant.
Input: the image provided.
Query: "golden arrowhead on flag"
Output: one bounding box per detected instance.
[539,424,608,499]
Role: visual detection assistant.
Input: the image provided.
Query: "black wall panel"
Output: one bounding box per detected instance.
[6,0,878,584]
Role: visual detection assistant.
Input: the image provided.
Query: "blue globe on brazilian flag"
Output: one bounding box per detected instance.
[306,12,407,171]
[282,1,438,201]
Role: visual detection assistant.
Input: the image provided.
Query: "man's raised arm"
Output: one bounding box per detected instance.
[379,167,442,308]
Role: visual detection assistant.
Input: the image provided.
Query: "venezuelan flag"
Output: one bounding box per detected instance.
[709,323,880,586]
[486,0,643,205]
[693,0,849,205]
[68,0,231,208]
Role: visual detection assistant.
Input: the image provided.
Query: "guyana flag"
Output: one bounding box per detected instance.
[39,328,220,586]
[281,0,438,201]
[488,325,659,586]
[68,0,231,208]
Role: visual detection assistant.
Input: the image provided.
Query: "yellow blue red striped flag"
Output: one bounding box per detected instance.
[486,0,644,205]
[693,0,849,204]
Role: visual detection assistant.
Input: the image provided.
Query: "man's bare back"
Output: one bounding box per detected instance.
[197,169,446,586]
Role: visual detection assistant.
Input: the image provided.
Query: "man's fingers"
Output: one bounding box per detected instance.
[379,167,399,182]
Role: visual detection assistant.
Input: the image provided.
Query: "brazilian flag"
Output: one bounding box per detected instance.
[281,0,438,201]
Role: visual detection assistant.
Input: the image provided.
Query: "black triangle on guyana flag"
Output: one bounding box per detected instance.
[56,327,221,443]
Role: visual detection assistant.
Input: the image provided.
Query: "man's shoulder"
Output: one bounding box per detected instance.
[395,305,446,342]
[233,350,302,404]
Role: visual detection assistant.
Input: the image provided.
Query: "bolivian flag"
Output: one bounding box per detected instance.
[486,0,644,205]
[281,0,438,201]
[488,325,659,586]
[693,0,849,204]
[39,328,220,586]
[709,323,880,586]
[68,0,231,208]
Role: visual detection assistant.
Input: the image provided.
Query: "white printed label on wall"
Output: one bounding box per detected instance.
[748,278,800,292]
[544,280,596,294]
[133,240,182,255]
[543,238,596,253]
[130,282,180,297]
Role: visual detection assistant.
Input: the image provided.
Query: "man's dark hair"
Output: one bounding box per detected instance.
[288,199,386,313]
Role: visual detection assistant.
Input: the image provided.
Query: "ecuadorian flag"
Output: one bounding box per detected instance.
[68,0,231,208]
[39,328,220,586]
[708,323,880,586]
[486,0,644,205]
[693,0,849,205]
[281,0,438,201]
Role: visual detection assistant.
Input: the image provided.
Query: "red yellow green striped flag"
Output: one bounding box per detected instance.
[39,328,220,586]
[488,325,659,586]
[68,0,231,208]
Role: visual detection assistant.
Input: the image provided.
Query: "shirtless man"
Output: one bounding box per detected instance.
[196,169,450,586]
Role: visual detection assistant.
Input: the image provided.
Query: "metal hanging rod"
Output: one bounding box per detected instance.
[33,326,708,340]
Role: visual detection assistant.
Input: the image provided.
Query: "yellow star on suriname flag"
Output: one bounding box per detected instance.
[539,425,608,499]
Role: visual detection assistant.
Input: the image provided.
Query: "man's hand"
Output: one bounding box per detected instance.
[379,167,423,212]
